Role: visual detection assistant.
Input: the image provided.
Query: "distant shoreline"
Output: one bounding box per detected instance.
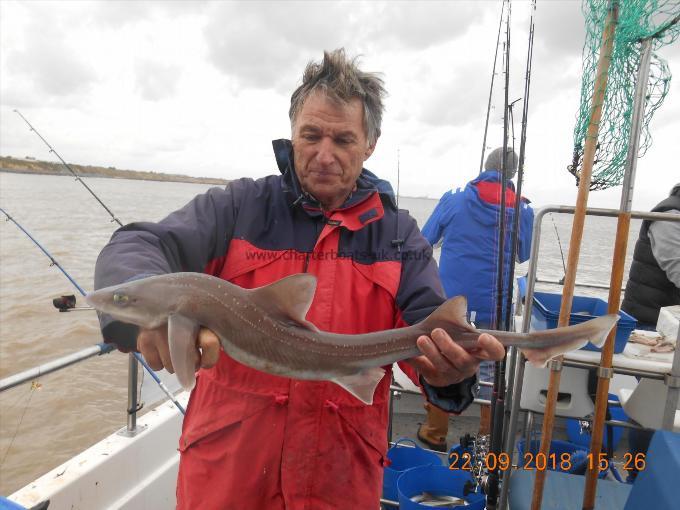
[0,156,229,186]
[0,156,440,201]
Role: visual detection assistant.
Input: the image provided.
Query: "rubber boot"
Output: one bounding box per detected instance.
[417,402,449,452]
[479,404,492,436]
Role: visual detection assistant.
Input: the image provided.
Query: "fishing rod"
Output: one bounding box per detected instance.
[493,19,512,334]
[507,97,521,161]
[493,95,520,451]
[392,148,404,253]
[480,0,508,174]
[487,1,512,507]
[497,6,536,508]
[0,207,186,414]
[503,0,536,332]
[496,26,513,252]
[14,109,123,228]
[550,213,568,282]
[388,148,403,444]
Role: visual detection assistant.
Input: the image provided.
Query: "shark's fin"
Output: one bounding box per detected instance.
[331,367,386,405]
[585,315,620,348]
[521,314,619,368]
[421,295,477,332]
[249,274,319,331]
[168,313,200,391]
[520,347,557,368]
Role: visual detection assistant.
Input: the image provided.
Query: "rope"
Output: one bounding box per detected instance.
[0,383,38,468]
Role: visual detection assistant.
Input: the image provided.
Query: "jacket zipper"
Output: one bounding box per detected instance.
[303,213,341,273]
[303,216,323,273]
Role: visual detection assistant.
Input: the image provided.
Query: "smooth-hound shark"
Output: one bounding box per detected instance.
[87,272,618,404]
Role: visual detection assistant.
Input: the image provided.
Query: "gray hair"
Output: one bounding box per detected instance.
[485,147,519,179]
[289,48,386,146]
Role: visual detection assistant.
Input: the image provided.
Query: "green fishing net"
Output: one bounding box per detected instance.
[568,0,679,190]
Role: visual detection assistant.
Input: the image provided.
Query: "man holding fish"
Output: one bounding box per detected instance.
[91,49,614,509]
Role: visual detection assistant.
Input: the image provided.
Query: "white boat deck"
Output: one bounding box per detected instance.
[9,394,189,510]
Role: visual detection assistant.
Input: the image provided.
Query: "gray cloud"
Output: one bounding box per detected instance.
[240,2,355,52]
[366,2,488,51]
[533,1,585,59]
[2,4,100,109]
[91,1,208,29]
[418,61,489,127]
[202,1,489,90]
[203,2,360,90]
[649,98,680,130]
[90,1,153,28]
[135,60,180,101]
[0,83,38,110]
[5,17,97,99]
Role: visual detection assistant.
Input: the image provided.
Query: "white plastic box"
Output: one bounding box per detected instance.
[656,305,680,345]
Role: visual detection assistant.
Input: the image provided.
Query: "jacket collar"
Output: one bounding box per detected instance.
[470,170,516,191]
[272,139,397,218]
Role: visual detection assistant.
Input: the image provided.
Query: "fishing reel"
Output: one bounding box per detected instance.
[53,294,76,311]
[52,294,92,312]
[578,415,593,436]
[471,434,491,488]
[455,432,491,494]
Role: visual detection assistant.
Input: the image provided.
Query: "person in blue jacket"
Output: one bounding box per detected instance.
[416,147,534,450]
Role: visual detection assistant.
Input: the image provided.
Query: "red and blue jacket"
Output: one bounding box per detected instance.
[422,170,534,327]
[94,139,476,509]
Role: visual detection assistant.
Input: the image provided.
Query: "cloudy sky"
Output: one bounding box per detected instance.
[1,1,678,211]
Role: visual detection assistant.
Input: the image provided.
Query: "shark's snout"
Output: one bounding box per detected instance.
[86,287,136,318]
[85,282,169,330]
[84,290,107,310]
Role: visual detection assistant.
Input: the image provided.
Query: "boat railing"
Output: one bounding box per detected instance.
[0,342,115,392]
[535,278,614,291]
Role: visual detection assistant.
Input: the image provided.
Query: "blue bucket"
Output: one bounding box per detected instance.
[447,443,472,470]
[0,498,26,510]
[397,465,486,510]
[383,438,442,504]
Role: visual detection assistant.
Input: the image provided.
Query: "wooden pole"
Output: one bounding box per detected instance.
[581,37,653,510]
[530,4,618,509]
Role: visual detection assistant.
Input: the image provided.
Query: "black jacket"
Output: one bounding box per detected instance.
[622,187,680,325]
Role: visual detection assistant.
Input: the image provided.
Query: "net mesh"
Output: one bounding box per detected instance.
[568,0,679,190]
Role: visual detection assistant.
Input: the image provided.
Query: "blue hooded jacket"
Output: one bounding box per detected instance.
[421,170,534,327]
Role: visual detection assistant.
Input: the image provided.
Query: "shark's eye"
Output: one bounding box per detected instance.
[113,293,129,306]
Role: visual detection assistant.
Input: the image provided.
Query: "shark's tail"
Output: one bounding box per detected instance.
[521,314,619,367]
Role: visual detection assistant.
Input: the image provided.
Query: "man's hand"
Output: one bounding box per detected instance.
[407,328,505,387]
[137,325,221,373]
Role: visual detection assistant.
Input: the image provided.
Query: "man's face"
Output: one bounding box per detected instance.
[291,92,376,211]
